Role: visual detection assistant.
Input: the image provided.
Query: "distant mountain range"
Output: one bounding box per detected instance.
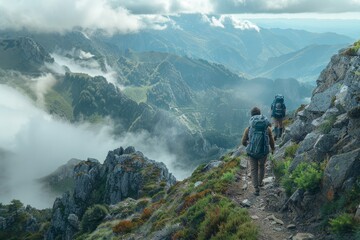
[0,14,352,82]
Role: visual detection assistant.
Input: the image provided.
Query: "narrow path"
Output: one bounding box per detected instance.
[228,156,298,240]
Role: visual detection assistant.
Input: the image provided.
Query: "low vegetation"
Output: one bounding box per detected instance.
[284,144,299,158]
[75,154,258,239]
[321,178,360,238]
[318,115,337,134]
[0,200,51,240]
[282,162,323,196]
[344,40,360,56]
[81,204,109,233]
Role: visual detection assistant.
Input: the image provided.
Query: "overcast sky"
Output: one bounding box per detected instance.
[0,0,360,34]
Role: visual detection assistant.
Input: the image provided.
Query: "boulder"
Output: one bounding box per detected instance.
[323,148,360,196]
[67,214,79,230]
[307,83,341,113]
[297,132,320,155]
[202,160,223,172]
[288,119,310,142]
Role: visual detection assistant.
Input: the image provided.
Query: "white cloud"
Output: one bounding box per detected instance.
[48,50,121,87]
[202,14,260,31]
[0,0,170,34]
[31,73,57,107]
[0,0,359,34]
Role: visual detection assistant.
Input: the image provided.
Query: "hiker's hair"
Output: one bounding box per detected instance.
[251,107,261,116]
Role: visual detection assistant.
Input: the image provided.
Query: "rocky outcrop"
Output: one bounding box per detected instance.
[45,146,176,240]
[0,37,54,73]
[279,43,360,215]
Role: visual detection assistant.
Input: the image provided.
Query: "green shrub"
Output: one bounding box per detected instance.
[221,172,235,183]
[329,213,358,234]
[318,116,336,134]
[281,162,323,196]
[344,40,360,56]
[284,144,299,158]
[293,162,323,192]
[272,157,291,181]
[178,194,257,240]
[81,204,109,232]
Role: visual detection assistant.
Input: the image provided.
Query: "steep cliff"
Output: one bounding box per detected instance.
[273,41,360,239]
[45,146,176,240]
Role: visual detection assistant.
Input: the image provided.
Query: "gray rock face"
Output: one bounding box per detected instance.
[280,47,360,224]
[202,160,223,172]
[323,148,360,195]
[45,146,176,240]
[67,214,79,230]
[307,83,341,113]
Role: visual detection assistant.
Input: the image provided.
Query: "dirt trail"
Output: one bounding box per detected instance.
[228,156,298,240]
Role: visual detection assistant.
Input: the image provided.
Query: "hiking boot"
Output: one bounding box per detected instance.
[254,188,260,196]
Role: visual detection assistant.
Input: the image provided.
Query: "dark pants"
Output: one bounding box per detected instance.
[273,118,284,138]
[249,156,267,189]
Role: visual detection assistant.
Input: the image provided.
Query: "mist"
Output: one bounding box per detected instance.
[48,51,121,88]
[0,84,190,209]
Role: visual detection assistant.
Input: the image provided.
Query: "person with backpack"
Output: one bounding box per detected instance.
[271,94,286,140]
[241,107,275,196]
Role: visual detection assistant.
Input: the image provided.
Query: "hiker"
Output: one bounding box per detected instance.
[241,107,275,196]
[271,94,286,140]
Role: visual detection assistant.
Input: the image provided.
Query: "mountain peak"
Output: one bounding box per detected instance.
[0,37,53,73]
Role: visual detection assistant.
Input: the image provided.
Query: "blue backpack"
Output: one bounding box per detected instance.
[246,115,270,159]
[271,95,286,118]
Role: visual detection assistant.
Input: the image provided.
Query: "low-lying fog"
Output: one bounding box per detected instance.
[0,84,190,209]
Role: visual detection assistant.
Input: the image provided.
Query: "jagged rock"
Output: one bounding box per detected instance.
[124,146,136,154]
[323,148,360,197]
[267,214,284,225]
[241,199,252,207]
[292,232,315,240]
[314,134,336,151]
[73,160,101,202]
[287,118,313,142]
[287,224,296,229]
[307,83,341,113]
[333,113,349,128]
[46,146,176,240]
[251,215,259,220]
[289,132,337,171]
[67,214,79,230]
[297,132,320,155]
[202,160,223,172]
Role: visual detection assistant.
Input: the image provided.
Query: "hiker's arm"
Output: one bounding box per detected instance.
[241,127,249,147]
[268,127,275,153]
